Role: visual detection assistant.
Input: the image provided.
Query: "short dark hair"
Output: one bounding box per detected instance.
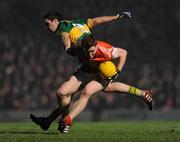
[44,11,62,21]
[81,34,96,49]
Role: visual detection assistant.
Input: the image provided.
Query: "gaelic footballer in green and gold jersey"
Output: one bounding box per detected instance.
[43,10,127,54]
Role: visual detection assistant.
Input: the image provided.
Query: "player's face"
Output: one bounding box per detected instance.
[44,19,59,32]
[88,46,96,58]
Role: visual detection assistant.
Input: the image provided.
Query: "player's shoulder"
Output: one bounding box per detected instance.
[61,20,72,25]
[59,20,73,32]
[73,18,90,24]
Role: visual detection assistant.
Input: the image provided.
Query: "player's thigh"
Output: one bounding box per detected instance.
[104,82,129,92]
[58,75,82,95]
[82,80,104,97]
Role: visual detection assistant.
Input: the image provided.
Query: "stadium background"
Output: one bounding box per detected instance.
[0,0,179,121]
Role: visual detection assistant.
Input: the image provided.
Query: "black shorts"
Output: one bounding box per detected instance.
[73,68,111,90]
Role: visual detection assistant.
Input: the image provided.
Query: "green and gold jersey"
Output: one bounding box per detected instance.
[57,19,92,45]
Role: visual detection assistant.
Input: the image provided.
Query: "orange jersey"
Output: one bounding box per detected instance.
[90,41,113,62]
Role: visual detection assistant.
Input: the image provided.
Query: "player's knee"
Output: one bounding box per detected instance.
[81,88,93,98]
[57,87,67,98]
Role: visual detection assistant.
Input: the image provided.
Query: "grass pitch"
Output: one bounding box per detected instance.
[0,121,179,142]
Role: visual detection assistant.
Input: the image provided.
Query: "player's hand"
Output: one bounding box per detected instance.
[66,47,77,57]
[117,12,131,19]
[110,69,121,80]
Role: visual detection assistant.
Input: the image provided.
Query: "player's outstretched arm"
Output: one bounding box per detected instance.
[88,11,131,28]
[88,15,119,28]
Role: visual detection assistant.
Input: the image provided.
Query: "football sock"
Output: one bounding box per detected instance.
[128,86,141,96]
[47,106,62,123]
[62,104,70,118]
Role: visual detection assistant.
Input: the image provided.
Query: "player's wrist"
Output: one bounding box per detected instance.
[116,68,121,73]
[116,14,120,19]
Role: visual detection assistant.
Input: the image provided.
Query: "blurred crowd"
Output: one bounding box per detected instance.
[0,0,179,113]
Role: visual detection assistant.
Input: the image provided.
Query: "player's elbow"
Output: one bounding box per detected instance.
[122,49,127,57]
[119,48,127,58]
[89,18,101,28]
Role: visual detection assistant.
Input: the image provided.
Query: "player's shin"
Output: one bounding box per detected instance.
[57,93,72,118]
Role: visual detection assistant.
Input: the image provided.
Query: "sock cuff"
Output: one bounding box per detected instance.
[129,86,140,95]
[64,115,72,126]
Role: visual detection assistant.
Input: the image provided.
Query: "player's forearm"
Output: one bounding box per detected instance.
[91,15,119,26]
[116,50,127,71]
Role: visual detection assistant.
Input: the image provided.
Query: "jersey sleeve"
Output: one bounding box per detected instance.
[111,47,119,59]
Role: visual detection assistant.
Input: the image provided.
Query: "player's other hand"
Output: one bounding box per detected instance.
[117,12,131,19]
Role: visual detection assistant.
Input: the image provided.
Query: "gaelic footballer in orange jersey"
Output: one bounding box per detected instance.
[81,34,126,74]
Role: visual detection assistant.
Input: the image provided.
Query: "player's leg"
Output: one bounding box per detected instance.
[104,82,154,110]
[30,75,82,130]
[104,82,144,96]
[70,80,104,119]
[56,75,81,108]
[58,80,104,133]
[57,69,99,121]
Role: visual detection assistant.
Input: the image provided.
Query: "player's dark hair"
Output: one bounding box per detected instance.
[44,11,62,21]
[82,34,96,49]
